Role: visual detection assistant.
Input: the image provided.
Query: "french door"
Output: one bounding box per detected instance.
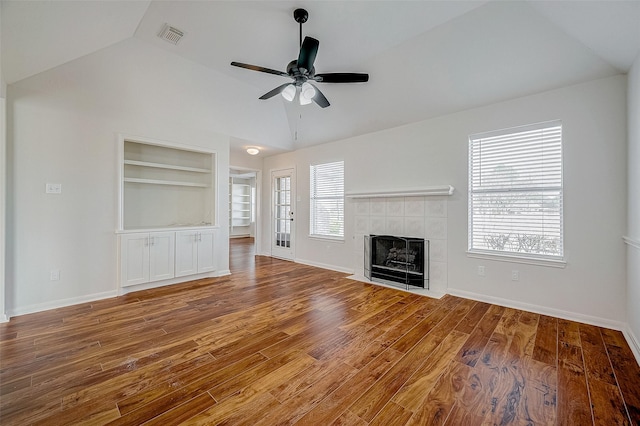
[271,168,295,260]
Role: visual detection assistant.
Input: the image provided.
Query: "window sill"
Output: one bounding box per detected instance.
[309,235,345,243]
[466,250,566,268]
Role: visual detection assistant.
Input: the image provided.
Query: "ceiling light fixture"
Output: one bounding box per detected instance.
[281,84,296,102]
[299,82,316,105]
[246,147,260,155]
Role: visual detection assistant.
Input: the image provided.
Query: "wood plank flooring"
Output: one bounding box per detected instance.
[1,237,639,425]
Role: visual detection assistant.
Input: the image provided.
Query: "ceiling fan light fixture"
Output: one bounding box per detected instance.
[300,82,316,105]
[281,84,296,102]
[246,147,260,155]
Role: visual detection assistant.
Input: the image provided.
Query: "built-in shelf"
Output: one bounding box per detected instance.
[229,178,253,234]
[124,178,209,188]
[124,160,211,174]
[345,185,455,199]
[119,136,216,230]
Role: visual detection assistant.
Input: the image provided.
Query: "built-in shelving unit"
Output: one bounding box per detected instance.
[229,177,253,237]
[116,135,220,293]
[119,137,216,230]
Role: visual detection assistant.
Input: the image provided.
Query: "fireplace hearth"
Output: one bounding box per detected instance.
[365,235,429,289]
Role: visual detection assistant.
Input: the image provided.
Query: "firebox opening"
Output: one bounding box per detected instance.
[365,235,429,289]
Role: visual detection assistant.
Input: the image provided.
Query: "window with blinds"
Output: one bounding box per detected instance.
[310,161,344,239]
[468,121,563,259]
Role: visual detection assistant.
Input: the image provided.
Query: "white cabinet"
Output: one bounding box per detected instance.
[175,230,216,277]
[120,232,175,287]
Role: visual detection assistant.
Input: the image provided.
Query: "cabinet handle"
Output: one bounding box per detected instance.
[198,233,202,242]
[150,236,155,246]
[145,237,149,247]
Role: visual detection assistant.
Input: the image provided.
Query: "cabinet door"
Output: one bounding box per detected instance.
[175,231,198,277]
[121,233,150,287]
[149,232,175,282]
[197,230,216,273]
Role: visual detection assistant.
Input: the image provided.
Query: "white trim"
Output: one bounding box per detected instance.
[345,185,454,199]
[269,167,296,261]
[8,290,119,318]
[295,258,354,274]
[447,287,627,331]
[622,325,640,366]
[466,250,566,268]
[0,97,5,322]
[119,270,227,295]
[116,225,219,234]
[623,236,640,250]
[308,235,345,243]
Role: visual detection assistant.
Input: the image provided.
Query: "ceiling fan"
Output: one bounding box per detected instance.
[230,8,369,108]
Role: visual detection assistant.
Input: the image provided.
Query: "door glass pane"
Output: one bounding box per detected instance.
[274,176,291,248]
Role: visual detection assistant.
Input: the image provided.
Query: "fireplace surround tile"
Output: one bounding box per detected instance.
[404,197,425,217]
[355,216,370,234]
[425,217,448,240]
[429,239,447,262]
[370,198,386,215]
[385,198,405,216]
[385,217,405,235]
[370,216,386,234]
[404,217,426,238]
[354,199,370,215]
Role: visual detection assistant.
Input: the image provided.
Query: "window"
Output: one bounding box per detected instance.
[468,121,563,260]
[310,161,344,239]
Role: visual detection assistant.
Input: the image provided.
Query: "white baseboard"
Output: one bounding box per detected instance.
[295,258,354,275]
[447,287,627,331]
[623,325,640,366]
[8,290,119,318]
[0,313,9,323]
[216,269,231,277]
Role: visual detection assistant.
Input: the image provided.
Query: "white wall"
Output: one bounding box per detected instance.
[262,75,628,326]
[230,149,263,171]
[1,4,7,321]
[627,54,640,356]
[6,38,232,315]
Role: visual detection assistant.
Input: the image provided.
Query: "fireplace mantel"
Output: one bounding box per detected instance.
[345,185,454,199]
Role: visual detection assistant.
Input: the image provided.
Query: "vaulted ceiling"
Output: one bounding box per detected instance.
[2,1,640,155]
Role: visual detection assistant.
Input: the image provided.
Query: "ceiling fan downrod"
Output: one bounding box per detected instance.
[293,8,308,48]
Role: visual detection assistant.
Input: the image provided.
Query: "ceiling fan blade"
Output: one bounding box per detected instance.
[297,37,319,73]
[314,73,369,83]
[309,83,330,108]
[230,62,289,77]
[259,83,293,100]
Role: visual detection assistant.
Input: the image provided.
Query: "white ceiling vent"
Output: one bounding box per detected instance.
[158,24,185,45]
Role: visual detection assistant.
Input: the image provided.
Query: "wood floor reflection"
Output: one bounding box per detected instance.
[1,237,638,425]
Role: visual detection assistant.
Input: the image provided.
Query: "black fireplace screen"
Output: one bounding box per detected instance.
[365,235,429,289]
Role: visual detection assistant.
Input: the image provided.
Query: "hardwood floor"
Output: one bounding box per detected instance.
[1,237,639,425]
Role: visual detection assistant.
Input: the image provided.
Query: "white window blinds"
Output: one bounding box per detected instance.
[469,121,563,259]
[310,161,344,239]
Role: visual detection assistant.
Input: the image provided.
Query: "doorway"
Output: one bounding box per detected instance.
[229,167,261,258]
[271,168,295,260]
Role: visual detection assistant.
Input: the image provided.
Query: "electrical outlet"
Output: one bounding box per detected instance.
[50,270,60,281]
[46,183,62,194]
[511,270,519,281]
[478,266,485,276]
